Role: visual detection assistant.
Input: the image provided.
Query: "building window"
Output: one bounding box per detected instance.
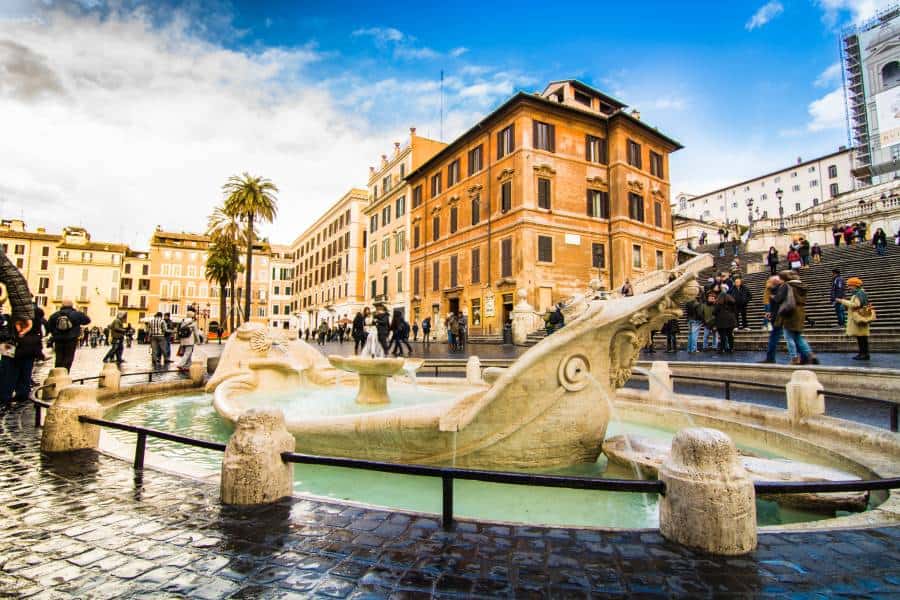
[432,216,440,241]
[501,180,512,212]
[370,215,378,233]
[501,238,512,277]
[471,195,480,225]
[450,206,458,233]
[413,267,420,295]
[585,135,608,164]
[42,246,49,257]
[532,120,555,152]
[382,206,391,226]
[792,185,800,192]
[448,159,460,186]
[450,255,458,288]
[795,202,801,211]
[592,243,605,268]
[628,193,645,222]
[632,245,642,268]
[656,250,664,270]
[369,245,377,264]
[382,275,388,296]
[533,177,550,210]
[432,260,440,291]
[397,270,403,293]
[412,185,423,208]
[381,237,390,259]
[431,173,442,197]
[587,189,609,218]
[809,180,818,188]
[537,236,553,262]
[828,165,838,178]
[413,224,420,248]
[497,124,515,159]
[654,202,663,227]
[830,183,839,197]
[468,145,483,175]
[627,139,642,169]
[396,196,406,218]
[371,279,377,299]
[383,175,391,194]
[471,247,480,283]
[650,152,664,178]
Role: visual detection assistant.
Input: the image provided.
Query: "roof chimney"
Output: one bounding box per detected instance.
[409,127,416,136]
[630,109,641,120]
[394,142,401,155]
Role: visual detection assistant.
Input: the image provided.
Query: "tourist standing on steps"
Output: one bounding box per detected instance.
[838,277,873,361]
[176,311,199,371]
[873,227,888,256]
[685,292,702,353]
[766,247,779,275]
[759,276,795,364]
[661,317,679,353]
[714,290,737,354]
[830,269,846,328]
[832,225,842,246]
[352,311,366,355]
[799,237,811,268]
[103,311,127,364]
[811,242,822,264]
[729,277,752,330]
[47,299,90,372]
[699,291,718,351]
[774,271,818,365]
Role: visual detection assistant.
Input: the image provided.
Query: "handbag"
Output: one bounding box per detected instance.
[852,303,877,324]
[777,285,796,318]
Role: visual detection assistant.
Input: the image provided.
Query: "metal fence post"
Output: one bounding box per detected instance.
[441,474,454,531]
[134,431,147,470]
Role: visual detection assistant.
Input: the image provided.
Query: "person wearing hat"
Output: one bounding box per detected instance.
[175,310,200,371]
[837,277,871,360]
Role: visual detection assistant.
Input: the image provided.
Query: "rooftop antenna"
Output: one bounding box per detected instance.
[440,69,444,141]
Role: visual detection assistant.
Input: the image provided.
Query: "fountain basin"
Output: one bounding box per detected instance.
[326,355,424,405]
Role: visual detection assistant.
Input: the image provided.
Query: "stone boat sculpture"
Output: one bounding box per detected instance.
[211,255,711,469]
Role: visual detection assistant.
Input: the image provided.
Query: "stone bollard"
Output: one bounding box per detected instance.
[221,408,295,505]
[41,385,104,452]
[189,350,207,385]
[659,428,757,555]
[648,361,673,402]
[42,367,71,402]
[466,356,483,385]
[786,370,824,425]
[98,362,121,392]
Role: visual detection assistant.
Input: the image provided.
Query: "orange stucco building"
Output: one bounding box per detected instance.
[407,80,682,335]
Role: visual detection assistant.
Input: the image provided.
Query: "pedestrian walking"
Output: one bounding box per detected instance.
[787,247,801,271]
[857,221,867,243]
[352,311,366,355]
[873,227,888,256]
[662,318,679,353]
[774,271,818,365]
[766,247,779,275]
[759,276,797,364]
[731,238,739,257]
[811,242,822,264]
[685,292,702,353]
[47,299,91,372]
[832,225,842,247]
[446,312,459,352]
[730,276,752,330]
[830,268,846,328]
[843,224,855,245]
[175,311,199,371]
[147,312,168,367]
[412,320,419,342]
[837,277,874,361]
[102,311,127,364]
[389,310,413,357]
[422,317,431,346]
[375,305,390,354]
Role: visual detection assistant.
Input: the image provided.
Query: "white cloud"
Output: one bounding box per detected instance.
[651,97,687,111]
[746,1,784,30]
[807,88,846,132]
[449,47,468,58]
[817,0,895,26]
[352,25,468,61]
[814,62,843,87]
[351,26,405,44]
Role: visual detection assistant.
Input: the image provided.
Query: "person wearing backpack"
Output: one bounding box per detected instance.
[47,299,90,372]
[175,310,200,371]
[837,277,873,361]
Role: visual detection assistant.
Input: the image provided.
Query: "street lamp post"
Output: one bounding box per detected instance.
[746,198,754,228]
[776,188,785,234]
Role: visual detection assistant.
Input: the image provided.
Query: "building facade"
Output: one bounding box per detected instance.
[0,220,59,311]
[673,149,855,227]
[289,188,368,332]
[364,129,446,318]
[119,249,152,324]
[842,5,900,184]
[52,227,126,322]
[407,80,681,336]
[268,244,295,330]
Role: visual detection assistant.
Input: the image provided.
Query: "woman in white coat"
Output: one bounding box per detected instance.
[176,310,199,370]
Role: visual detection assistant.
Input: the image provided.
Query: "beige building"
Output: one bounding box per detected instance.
[119,249,152,323]
[290,188,368,332]
[52,227,126,321]
[364,129,446,319]
[268,244,295,330]
[0,219,59,310]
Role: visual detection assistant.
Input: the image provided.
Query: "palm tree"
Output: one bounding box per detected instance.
[222,173,278,323]
[206,206,243,332]
[205,243,236,342]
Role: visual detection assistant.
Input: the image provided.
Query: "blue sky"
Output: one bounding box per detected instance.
[0,0,893,245]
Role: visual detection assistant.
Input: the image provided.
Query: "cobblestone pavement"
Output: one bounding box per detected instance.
[1,403,899,598]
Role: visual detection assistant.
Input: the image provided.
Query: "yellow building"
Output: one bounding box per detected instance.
[407,79,682,335]
[363,128,446,319]
[268,244,295,330]
[289,188,368,332]
[52,227,127,322]
[119,249,152,324]
[0,219,59,311]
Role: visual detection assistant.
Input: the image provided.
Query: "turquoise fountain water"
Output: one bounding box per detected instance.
[105,390,832,529]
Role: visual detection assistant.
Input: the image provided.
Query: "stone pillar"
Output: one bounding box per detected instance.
[98,363,121,392]
[221,408,295,505]
[648,361,673,402]
[786,370,824,425]
[42,367,71,402]
[466,356,483,385]
[40,385,104,453]
[659,428,757,555]
[511,288,536,346]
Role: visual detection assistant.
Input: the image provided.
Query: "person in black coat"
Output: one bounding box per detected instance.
[0,303,44,404]
[351,311,366,355]
[714,291,737,353]
[729,276,752,330]
[47,300,91,372]
[374,306,390,354]
[389,310,413,357]
[766,247,779,276]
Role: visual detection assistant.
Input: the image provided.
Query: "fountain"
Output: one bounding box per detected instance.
[327,355,424,404]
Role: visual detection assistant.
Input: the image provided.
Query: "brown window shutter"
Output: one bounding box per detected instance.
[510,124,515,152]
[586,189,593,216]
[496,130,503,159]
[549,124,555,152]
